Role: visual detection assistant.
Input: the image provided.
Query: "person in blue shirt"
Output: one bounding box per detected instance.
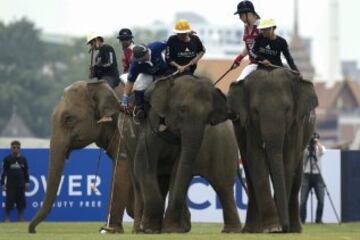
[121,41,169,121]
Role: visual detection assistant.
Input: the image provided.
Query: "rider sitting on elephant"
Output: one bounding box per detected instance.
[232,0,261,81]
[87,33,120,88]
[117,28,135,83]
[239,18,300,81]
[166,19,205,75]
[121,41,169,122]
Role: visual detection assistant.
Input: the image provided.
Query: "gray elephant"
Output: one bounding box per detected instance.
[132,75,242,233]
[227,69,318,233]
[28,81,138,233]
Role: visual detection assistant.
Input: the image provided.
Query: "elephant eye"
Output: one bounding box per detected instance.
[63,115,76,127]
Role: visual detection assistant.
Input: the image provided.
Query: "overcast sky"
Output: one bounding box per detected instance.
[1,0,359,79]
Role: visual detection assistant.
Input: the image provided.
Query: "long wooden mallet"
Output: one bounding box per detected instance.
[214,66,234,86]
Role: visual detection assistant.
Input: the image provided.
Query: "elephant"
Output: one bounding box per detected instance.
[28,80,140,233]
[131,75,242,233]
[227,68,318,233]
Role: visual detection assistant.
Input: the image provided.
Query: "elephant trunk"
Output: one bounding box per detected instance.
[169,120,205,219]
[262,124,289,232]
[28,139,68,233]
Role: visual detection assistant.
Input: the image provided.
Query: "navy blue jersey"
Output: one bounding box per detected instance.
[128,41,169,82]
[1,155,29,188]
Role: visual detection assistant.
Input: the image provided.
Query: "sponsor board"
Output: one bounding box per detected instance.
[0,149,340,223]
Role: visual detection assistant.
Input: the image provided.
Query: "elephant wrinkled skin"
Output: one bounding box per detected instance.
[28,81,137,233]
[132,75,242,233]
[227,69,318,233]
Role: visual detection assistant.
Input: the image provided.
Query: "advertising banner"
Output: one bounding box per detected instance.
[0,149,341,223]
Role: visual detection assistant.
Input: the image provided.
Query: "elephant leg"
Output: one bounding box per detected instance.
[158,174,170,202]
[162,170,194,233]
[162,164,191,233]
[132,179,144,233]
[247,143,280,233]
[125,184,134,219]
[283,131,303,233]
[134,137,164,233]
[241,165,261,233]
[207,177,242,233]
[289,162,303,233]
[102,159,129,233]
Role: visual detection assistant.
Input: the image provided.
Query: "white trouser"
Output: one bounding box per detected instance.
[119,73,128,85]
[133,73,154,91]
[236,64,258,82]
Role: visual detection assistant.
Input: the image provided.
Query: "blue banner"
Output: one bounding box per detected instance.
[0,148,113,222]
[1,148,247,222]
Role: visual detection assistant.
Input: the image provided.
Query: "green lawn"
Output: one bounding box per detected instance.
[0,222,359,240]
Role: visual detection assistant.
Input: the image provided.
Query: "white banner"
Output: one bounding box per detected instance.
[123,150,341,223]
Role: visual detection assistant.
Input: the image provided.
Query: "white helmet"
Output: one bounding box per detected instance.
[86,32,102,44]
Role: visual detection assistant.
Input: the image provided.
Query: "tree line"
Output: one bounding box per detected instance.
[0,18,169,138]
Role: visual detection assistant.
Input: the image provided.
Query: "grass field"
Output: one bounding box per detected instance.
[0,222,359,240]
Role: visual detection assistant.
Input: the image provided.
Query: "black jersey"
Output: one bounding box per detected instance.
[94,44,119,79]
[1,155,29,188]
[250,34,299,71]
[166,35,205,73]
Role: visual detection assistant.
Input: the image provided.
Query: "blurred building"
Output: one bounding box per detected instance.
[314,80,360,147]
[289,0,315,80]
[342,61,360,83]
[0,106,34,138]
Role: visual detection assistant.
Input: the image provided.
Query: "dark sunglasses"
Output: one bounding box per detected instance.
[12,146,20,149]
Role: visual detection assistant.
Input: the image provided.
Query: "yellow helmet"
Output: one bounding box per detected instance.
[86,32,102,44]
[257,18,277,30]
[173,20,191,33]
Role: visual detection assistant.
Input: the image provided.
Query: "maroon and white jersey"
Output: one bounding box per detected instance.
[122,43,134,73]
[242,23,259,63]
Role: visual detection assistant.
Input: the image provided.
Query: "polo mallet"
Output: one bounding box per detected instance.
[214,65,234,86]
[100,114,127,234]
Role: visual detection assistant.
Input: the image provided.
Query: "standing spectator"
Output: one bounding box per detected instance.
[166,19,205,75]
[117,28,135,82]
[1,140,30,222]
[300,132,326,224]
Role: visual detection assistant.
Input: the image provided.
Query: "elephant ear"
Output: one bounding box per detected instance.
[295,78,319,119]
[208,88,228,125]
[87,81,120,118]
[227,80,248,126]
[146,79,173,117]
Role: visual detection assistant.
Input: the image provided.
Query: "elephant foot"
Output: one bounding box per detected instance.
[262,224,282,233]
[161,225,188,234]
[182,222,191,233]
[132,221,143,234]
[281,224,290,233]
[143,228,161,234]
[242,223,262,233]
[99,224,124,234]
[289,222,303,233]
[222,224,242,233]
[142,219,162,234]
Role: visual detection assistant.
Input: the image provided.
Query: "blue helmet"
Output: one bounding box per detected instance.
[234,1,257,15]
[117,28,133,41]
